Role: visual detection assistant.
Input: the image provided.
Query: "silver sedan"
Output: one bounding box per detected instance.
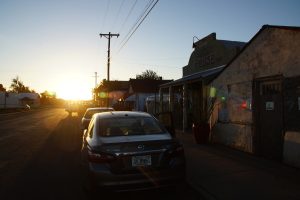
[81,111,186,192]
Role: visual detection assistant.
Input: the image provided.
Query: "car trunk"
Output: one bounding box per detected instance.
[92,135,180,174]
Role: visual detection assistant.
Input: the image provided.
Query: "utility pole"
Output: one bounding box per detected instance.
[92,72,99,103]
[92,72,99,88]
[99,32,119,81]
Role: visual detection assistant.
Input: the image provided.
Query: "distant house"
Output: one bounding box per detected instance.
[94,81,129,107]
[126,79,172,111]
[18,93,40,107]
[209,25,300,167]
[0,92,40,108]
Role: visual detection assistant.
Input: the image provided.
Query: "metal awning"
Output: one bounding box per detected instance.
[160,65,225,88]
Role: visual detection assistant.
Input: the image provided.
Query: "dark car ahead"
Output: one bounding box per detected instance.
[81,107,114,129]
[81,111,186,192]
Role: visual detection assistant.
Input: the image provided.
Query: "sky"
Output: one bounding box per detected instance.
[0,0,300,100]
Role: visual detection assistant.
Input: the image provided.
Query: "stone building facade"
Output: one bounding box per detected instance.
[210,25,300,167]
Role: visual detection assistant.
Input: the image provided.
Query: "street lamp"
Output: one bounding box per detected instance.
[192,36,199,48]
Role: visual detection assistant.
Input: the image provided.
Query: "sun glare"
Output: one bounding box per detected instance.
[55,81,92,100]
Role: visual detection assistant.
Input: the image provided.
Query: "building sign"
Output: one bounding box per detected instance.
[193,54,215,67]
[266,101,274,111]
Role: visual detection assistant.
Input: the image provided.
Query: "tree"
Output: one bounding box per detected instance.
[136,70,162,80]
[9,76,35,93]
[40,90,56,99]
[0,84,6,92]
[40,90,57,105]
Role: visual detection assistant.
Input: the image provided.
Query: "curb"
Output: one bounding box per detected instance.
[0,107,53,116]
[0,109,31,116]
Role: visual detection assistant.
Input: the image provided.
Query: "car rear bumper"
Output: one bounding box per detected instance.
[88,165,186,192]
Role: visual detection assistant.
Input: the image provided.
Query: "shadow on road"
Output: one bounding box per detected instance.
[2,115,84,200]
[2,114,197,200]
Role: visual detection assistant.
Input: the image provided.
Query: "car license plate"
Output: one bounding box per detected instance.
[132,155,151,167]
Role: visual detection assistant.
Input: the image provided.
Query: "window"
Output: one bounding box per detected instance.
[97,117,166,137]
[88,125,94,138]
[284,76,300,131]
[87,118,95,138]
[84,109,113,119]
[260,81,281,95]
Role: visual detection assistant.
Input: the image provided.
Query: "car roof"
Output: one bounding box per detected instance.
[93,111,152,120]
[86,107,114,111]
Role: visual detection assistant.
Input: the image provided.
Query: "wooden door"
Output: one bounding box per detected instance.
[255,79,283,160]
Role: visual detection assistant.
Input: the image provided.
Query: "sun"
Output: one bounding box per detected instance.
[55,81,93,100]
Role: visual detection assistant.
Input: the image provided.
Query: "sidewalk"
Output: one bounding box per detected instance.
[176,131,300,200]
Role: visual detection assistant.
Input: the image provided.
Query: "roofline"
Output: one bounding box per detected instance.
[262,24,300,31]
[210,24,300,83]
[160,65,225,88]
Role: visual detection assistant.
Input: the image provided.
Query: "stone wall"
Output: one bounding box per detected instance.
[210,26,300,163]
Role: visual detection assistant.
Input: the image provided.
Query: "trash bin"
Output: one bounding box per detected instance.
[192,122,210,144]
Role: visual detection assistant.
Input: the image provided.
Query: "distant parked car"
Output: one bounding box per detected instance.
[81,111,186,192]
[81,107,114,129]
[65,101,80,115]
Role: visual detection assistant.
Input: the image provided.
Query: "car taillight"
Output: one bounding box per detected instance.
[175,146,184,154]
[167,145,184,156]
[88,150,115,163]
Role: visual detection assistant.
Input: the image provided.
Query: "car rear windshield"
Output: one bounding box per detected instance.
[84,109,112,119]
[97,116,166,137]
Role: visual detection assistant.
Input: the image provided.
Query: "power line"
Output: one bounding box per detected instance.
[111,0,125,32]
[115,61,183,69]
[118,0,159,53]
[119,0,154,47]
[117,56,189,62]
[112,0,138,49]
[118,0,138,34]
[100,0,110,31]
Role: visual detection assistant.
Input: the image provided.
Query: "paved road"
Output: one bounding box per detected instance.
[0,108,201,200]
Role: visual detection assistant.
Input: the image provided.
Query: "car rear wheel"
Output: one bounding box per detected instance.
[81,173,98,198]
[174,181,188,198]
[81,168,110,197]
[80,161,97,195]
